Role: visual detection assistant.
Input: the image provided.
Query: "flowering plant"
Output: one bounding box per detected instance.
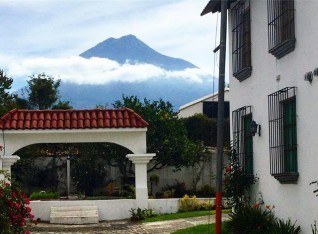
[0,170,35,234]
[223,147,257,211]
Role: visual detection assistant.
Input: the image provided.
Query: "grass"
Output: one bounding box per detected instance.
[30,191,60,200]
[143,209,231,223]
[171,223,229,234]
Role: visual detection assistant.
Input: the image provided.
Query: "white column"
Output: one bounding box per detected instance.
[0,155,20,181]
[126,153,155,209]
[0,157,3,181]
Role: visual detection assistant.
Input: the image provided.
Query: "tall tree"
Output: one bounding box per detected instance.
[113,95,206,172]
[183,113,230,147]
[27,73,61,109]
[0,70,17,116]
[52,100,73,110]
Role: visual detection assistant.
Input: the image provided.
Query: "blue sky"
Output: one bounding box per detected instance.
[0,0,222,90]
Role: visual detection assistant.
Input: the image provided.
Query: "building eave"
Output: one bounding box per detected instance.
[201,0,236,16]
[179,88,229,111]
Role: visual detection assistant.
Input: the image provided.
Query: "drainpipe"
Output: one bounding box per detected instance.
[215,0,228,233]
[67,156,70,198]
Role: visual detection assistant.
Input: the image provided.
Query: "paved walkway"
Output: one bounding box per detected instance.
[29,214,230,234]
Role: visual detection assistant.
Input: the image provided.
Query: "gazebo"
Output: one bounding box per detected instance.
[0,108,155,209]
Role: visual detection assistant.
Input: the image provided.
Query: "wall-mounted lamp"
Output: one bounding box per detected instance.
[304,71,313,83]
[250,120,261,136]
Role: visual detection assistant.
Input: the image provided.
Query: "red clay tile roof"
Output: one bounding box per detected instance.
[0,108,148,130]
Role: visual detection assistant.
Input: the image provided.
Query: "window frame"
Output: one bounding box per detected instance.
[268,87,298,183]
[267,0,296,59]
[232,106,253,176]
[231,0,252,81]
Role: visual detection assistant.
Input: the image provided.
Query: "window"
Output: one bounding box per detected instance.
[232,106,253,175]
[267,0,296,59]
[231,0,252,81]
[203,101,230,119]
[268,87,298,183]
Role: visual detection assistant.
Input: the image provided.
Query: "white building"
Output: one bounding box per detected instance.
[178,89,230,118]
[208,0,318,232]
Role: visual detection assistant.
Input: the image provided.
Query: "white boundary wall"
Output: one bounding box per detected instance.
[30,198,228,221]
[30,199,137,221]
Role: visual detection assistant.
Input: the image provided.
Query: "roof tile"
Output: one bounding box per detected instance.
[17,120,24,129]
[39,113,44,120]
[11,120,17,129]
[0,108,148,130]
[38,120,44,129]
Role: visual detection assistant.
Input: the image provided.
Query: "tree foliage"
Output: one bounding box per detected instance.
[52,100,73,110]
[26,73,61,109]
[0,70,18,116]
[113,95,206,171]
[183,113,230,147]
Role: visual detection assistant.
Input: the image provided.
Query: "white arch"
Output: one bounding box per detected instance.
[0,127,154,209]
[0,128,147,156]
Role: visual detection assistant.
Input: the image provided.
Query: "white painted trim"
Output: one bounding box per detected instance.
[179,88,230,110]
[1,128,147,134]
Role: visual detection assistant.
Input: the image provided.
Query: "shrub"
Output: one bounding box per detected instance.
[129,208,156,221]
[179,194,215,211]
[149,174,159,185]
[199,200,214,210]
[162,180,187,198]
[199,184,215,197]
[226,204,275,233]
[30,191,60,200]
[226,202,301,234]
[0,170,35,234]
[179,194,198,211]
[272,218,301,234]
[123,184,135,199]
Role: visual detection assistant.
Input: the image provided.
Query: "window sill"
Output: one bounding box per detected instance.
[269,38,296,59]
[233,67,252,82]
[273,172,299,184]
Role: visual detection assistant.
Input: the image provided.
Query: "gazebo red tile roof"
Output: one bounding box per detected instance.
[0,108,148,130]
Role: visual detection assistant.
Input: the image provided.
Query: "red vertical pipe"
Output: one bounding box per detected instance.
[215,0,228,233]
[215,192,222,234]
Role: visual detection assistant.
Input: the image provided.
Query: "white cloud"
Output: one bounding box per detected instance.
[0,0,219,71]
[3,56,213,88]
[0,0,224,89]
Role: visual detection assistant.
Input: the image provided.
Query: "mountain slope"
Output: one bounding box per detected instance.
[54,35,218,110]
[80,34,197,71]
[59,77,217,110]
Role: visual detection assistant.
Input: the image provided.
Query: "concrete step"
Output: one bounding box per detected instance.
[50,210,98,217]
[50,206,99,224]
[51,206,98,212]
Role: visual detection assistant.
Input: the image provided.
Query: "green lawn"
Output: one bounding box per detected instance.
[143,209,231,223]
[171,223,229,234]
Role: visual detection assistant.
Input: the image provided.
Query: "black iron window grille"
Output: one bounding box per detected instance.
[268,87,298,183]
[232,106,253,175]
[231,0,252,81]
[267,0,296,59]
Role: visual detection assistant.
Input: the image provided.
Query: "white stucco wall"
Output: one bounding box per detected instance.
[178,102,203,118]
[30,199,137,221]
[229,1,318,233]
[178,90,230,118]
[0,128,147,155]
[30,198,229,221]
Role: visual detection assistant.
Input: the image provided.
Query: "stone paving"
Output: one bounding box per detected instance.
[29,214,230,234]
